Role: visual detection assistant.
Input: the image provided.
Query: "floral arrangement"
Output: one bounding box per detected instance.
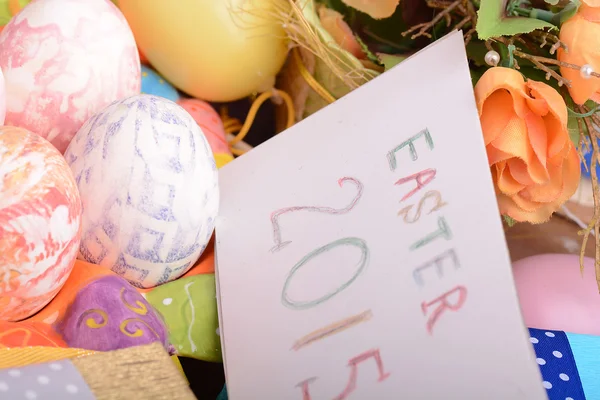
[272,0,600,288]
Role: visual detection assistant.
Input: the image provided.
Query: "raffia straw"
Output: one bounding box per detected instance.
[259,0,375,90]
[72,342,195,400]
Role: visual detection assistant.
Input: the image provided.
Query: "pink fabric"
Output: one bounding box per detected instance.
[513,253,600,335]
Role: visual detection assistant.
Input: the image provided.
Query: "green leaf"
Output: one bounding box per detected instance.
[568,114,581,145]
[518,66,561,90]
[470,66,487,87]
[350,4,415,51]
[476,0,557,40]
[355,35,383,67]
[545,0,560,5]
[503,215,517,227]
[378,53,406,70]
[465,40,492,67]
[564,96,595,149]
[558,0,581,24]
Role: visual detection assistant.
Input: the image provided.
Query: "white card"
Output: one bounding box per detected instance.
[215,30,547,400]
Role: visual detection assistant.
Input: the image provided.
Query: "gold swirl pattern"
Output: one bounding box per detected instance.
[119,318,161,339]
[119,287,148,316]
[79,309,108,329]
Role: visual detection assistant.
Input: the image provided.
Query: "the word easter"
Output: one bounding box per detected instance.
[386,128,467,334]
[268,178,391,399]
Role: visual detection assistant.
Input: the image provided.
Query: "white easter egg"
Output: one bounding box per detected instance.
[64,94,219,288]
[0,0,140,153]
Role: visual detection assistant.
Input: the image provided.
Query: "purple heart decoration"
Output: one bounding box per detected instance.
[57,275,173,353]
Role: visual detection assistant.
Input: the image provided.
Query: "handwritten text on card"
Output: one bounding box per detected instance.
[215,31,547,400]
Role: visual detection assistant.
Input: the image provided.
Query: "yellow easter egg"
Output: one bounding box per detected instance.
[118,0,289,102]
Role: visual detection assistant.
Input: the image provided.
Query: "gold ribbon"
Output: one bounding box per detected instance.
[0,347,97,369]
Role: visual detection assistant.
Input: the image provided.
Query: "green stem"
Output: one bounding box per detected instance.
[529,8,559,24]
[568,105,600,118]
[508,44,516,68]
[512,6,561,25]
[512,7,532,17]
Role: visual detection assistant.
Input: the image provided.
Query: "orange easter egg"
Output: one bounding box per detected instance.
[177,98,234,168]
[139,47,149,65]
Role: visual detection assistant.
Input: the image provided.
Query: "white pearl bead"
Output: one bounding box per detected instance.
[484,50,501,67]
[580,64,594,79]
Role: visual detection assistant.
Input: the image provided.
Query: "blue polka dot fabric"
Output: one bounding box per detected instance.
[529,328,586,400]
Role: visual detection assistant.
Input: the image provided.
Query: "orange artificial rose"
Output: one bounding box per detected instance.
[582,0,600,7]
[558,3,600,104]
[474,67,581,223]
[341,0,400,19]
[319,7,365,59]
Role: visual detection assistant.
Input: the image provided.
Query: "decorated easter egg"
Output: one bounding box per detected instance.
[56,275,172,352]
[139,47,149,65]
[27,259,116,325]
[145,273,221,361]
[118,0,289,102]
[177,98,233,168]
[0,66,6,125]
[0,0,140,153]
[0,126,82,322]
[513,254,600,335]
[141,65,179,102]
[65,94,219,289]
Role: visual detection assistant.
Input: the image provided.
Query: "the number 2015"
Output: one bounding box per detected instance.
[270,177,368,309]
[269,177,391,398]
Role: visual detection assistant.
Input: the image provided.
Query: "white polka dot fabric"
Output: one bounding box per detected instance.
[0,359,94,399]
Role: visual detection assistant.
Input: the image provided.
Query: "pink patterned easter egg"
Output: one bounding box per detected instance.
[0,0,140,153]
[0,126,82,322]
[0,67,5,125]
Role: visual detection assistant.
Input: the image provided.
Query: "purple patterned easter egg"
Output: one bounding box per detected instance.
[64,94,219,288]
[56,275,172,352]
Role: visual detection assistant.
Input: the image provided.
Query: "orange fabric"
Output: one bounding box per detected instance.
[181,236,216,278]
[26,260,115,325]
[558,4,600,104]
[474,67,581,224]
[0,321,67,348]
